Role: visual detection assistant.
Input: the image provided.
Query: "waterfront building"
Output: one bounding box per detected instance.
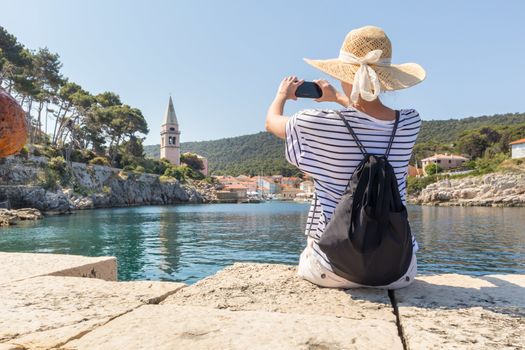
[197,155,209,176]
[282,176,301,187]
[421,153,469,175]
[280,185,302,200]
[510,138,525,159]
[160,96,181,165]
[256,177,280,194]
[299,180,314,193]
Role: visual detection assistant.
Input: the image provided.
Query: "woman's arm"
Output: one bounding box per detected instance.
[314,79,351,107]
[265,76,303,139]
[265,77,350,139]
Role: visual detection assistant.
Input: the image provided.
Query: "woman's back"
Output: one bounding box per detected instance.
[265,25,425,288]
[285,106,421,271]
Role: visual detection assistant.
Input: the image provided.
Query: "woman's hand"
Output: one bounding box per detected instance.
[313,79,350,107]
[276,76,304,100]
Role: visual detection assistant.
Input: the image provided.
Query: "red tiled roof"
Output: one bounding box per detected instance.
[510,138,525,145]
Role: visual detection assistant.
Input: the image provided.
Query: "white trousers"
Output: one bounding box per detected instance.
[297,237,417,289]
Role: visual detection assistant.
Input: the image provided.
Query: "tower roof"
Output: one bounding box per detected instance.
[163,96,178,125]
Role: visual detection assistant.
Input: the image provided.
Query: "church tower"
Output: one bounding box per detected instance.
[160,96,181,165]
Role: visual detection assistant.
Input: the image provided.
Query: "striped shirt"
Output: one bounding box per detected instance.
[285,106,420,272]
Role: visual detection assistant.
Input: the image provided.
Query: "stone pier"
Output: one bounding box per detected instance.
[0,253,522,349]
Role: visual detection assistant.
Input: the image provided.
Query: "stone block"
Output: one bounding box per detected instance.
[0,252,117,284]
[394,274,525,349]
[163,262,395,321]
[64,304,403,350]
[0,276,186,349]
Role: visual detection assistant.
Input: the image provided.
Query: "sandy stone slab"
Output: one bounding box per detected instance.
[0,276,186,349]
[0,252,117,284]
[395,274,525,349]
[63,304,403,350]
[163,262,395,321]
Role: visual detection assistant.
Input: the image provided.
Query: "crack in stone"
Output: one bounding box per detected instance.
[388,289,409,350]
[55,307,140,349]
[56,285,187,349]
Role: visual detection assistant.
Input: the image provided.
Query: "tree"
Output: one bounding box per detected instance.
[457,131,489,159]
[479,127,501,144]
[181,153,204,171]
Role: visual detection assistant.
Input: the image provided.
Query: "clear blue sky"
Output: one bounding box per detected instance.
[1,0,524,145]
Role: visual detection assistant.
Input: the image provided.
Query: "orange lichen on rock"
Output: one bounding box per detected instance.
[0,88,27,157]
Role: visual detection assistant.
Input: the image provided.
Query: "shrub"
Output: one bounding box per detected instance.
[70,149,96,163]
[32,147,42,156]
[424,163,442,175]
[48,156,71,186]
[164,165,186,181]
[37,168,59,191]
[18,145,29,159]
[163,164,205,182]
[41,145,62,158]
[407,175,438,195]
[89,156,111,167]
[475,152,508,175]
[133,165,145,173]
[102,185,112,194]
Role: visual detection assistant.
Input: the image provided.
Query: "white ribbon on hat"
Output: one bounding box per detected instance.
[338,49,391,104]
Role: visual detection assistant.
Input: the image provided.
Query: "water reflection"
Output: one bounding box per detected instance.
[413,205,525,275]
[0,203,523,283]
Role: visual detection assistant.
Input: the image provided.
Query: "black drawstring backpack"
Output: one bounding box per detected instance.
[315,110,413,286]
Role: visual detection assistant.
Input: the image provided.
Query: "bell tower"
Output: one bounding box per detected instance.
[160,96,181,165]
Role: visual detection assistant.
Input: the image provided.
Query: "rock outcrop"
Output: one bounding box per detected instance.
[0,157,206,214]
[0,208,42,226]
[412,172,525,207]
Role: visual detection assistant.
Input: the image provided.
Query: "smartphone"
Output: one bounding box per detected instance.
[295,81,322,99]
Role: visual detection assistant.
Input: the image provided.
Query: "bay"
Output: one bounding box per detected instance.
[0,202,523,284]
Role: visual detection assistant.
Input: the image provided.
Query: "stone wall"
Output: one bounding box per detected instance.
[0,157,205,214]
[412,172,525,207]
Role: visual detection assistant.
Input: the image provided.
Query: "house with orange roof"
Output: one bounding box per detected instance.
[282,176,301,187]
[280,184,303,200]
[421,153,469,175]
[510,138,525,159]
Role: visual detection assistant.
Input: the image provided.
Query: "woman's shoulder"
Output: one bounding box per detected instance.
[289,109,341,126]
[398,108,421,126]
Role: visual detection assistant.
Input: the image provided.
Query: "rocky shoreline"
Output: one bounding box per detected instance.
[411,171,525,207]
[0,157,217,215]
[0,208,42,227]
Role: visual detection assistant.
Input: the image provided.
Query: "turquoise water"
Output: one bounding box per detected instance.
[0,202,524,283]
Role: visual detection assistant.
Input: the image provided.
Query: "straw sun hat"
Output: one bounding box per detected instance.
[304,25,425,104]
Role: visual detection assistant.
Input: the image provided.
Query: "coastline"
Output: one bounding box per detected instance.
[410,171,525,207]
[0,156,216,216]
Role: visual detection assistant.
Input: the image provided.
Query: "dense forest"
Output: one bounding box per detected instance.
[144,112,525,176]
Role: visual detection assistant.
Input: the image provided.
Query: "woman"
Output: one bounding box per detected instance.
[265,25,425,289]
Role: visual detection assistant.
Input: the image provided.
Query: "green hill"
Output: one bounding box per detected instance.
[144,112,525,176]
[145,132,300,177]
[416,112,525,143]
